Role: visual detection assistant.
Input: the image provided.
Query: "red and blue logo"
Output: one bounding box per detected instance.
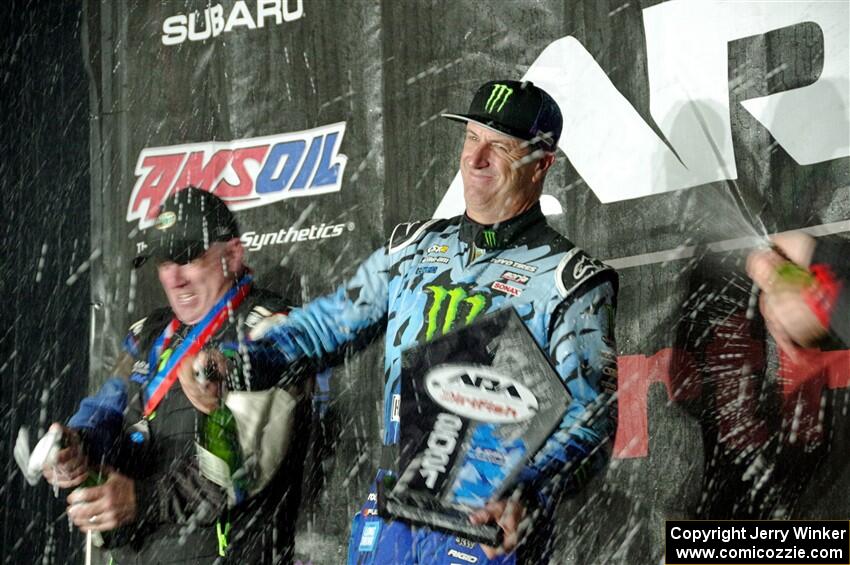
[127,122,347,228]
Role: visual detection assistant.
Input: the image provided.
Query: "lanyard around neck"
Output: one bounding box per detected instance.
[142,275,253,417]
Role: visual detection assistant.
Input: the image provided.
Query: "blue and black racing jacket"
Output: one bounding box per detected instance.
[256,202,618,508]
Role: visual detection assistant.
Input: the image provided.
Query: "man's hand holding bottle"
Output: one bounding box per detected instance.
[746,232,830,358]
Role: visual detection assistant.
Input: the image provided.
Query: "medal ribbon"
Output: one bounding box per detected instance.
[142,274,253,417]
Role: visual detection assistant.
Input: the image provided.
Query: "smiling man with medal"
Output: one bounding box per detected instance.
[41,187,309,564]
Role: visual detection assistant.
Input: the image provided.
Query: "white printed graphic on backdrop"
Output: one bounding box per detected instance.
[435,0,849,218]
[162,0,304,46]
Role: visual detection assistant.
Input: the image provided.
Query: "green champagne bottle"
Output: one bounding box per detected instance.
[77,470,107,551]
[198,403,246,504]
[196,350,245,502]
[775,262,815,288]
[204,407,241,475]
[79,470,106,489]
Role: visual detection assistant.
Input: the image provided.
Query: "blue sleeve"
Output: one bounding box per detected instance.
[519,280,618,505]
[255,245,391,366]
[67,377,128,465]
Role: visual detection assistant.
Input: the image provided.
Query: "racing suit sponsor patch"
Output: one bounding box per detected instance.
[572,254,603,280]
[447,548,478,563]
[501,271,530,285]
[490,257,538,273]
[391,394,401,422]
[556,247,616,299]
[491,281,522,297]
[358,521,381,552]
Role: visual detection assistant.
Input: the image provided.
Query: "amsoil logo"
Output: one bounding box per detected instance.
[127,123,347,229]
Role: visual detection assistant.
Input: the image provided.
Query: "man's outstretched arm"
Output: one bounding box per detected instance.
[249,245,393,377]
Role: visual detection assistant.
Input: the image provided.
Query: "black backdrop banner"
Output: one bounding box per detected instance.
[79,1,850,563]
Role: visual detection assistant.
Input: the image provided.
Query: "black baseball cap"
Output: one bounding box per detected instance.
[133,186,240,268]
[442,80,562,149]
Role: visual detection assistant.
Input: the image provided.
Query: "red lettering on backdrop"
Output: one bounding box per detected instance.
[171,147,270,201]
[613,348,700,458]
[174,150,233,191]
[614,346,850,459]
[215,146,269,199]
[132,154,186,222]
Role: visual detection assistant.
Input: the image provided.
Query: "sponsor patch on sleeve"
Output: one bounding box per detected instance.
[572,254,604,280]
[556,248,614,299]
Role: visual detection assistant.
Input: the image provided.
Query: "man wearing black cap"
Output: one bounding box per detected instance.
[253,80,619,564]
[42,187,309,563]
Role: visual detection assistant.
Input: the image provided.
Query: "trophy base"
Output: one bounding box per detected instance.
[377,480,503,546]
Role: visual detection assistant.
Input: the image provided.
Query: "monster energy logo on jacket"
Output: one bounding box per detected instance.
[485,84,513,113]
[424,285,488,341]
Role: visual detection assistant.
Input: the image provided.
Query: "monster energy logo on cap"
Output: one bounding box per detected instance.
[484,84,513,113]
[441,80,563,150]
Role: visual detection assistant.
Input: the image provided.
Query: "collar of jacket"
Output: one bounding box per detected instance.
[459,201,546,250]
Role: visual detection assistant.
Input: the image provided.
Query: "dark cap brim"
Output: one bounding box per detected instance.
[132,239,210,269]
[442,112,558,150]
[441,113,532,142]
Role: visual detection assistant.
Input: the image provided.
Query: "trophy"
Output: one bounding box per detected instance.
[378,307,572,545]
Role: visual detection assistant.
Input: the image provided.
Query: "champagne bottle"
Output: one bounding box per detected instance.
[775,261,815,287]
[203,407,241,476]
[196,355,244,503]
[71,468,107,550]
[79,469,106,489]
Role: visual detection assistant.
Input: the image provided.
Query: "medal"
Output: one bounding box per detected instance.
[128,418,151,444]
